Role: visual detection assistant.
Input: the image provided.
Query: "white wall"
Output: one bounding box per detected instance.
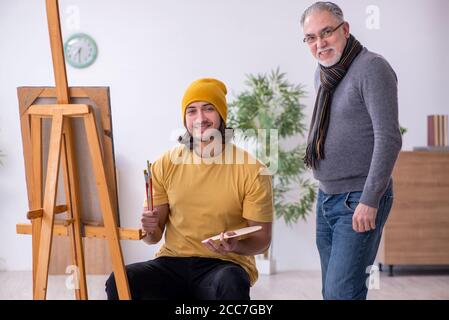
[1,0,448,272]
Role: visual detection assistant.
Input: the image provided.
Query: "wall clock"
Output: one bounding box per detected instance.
[64,33,98,68]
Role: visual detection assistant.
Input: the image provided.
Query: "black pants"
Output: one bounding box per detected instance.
[105,256,251,300]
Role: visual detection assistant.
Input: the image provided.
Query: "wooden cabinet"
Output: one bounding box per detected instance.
[378,151,449,275]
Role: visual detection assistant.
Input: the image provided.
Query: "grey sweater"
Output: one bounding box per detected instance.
[313,47,402,208]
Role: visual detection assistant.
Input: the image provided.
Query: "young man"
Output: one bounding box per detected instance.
[301,2,402,299]
[106,78,273,300]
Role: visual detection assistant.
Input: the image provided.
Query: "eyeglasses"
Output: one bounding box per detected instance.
[303,22,345,44]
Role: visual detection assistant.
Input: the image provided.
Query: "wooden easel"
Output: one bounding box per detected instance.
[16,0,141,300]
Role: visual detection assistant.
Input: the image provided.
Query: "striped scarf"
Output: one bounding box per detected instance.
[304,34,363,169]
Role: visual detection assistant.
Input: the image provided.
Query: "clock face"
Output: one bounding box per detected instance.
[64,33,98,68]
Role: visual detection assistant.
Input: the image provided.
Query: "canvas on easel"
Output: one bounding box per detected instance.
[17,86,128,275]
[16,0,143,300]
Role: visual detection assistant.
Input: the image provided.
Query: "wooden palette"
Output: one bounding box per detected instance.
[201,226,262,243]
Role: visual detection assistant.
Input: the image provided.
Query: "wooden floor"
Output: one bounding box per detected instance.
[1,268,448,300]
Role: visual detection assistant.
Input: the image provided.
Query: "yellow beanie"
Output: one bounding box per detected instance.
[182,78,228,125]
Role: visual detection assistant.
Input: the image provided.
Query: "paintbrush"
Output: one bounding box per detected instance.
[143,169,150,211]
[145,161,154,211]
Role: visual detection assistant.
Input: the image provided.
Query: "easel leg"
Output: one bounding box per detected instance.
[61,118,88,299]
[84,111,131,300]
[30,115,43,295]
[34,113,64,300]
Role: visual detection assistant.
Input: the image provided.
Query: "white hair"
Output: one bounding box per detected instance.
[300,2,344,26]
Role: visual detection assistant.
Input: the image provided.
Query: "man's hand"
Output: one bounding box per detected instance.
[352,203,378,233]
[203,231,239,255]
[141,207,160,235]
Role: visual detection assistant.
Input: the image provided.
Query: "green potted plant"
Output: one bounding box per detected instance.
[229,68,316,224]
[228,69,316,273]
[400,126,407,135]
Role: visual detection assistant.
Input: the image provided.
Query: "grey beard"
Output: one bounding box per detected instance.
[318,51,342,67]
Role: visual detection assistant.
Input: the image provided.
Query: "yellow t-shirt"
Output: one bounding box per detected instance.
[150,143,273,285]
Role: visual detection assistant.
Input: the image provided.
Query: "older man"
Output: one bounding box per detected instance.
[301,2,402,299]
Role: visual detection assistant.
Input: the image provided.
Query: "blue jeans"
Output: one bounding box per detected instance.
[316,185,393,300]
